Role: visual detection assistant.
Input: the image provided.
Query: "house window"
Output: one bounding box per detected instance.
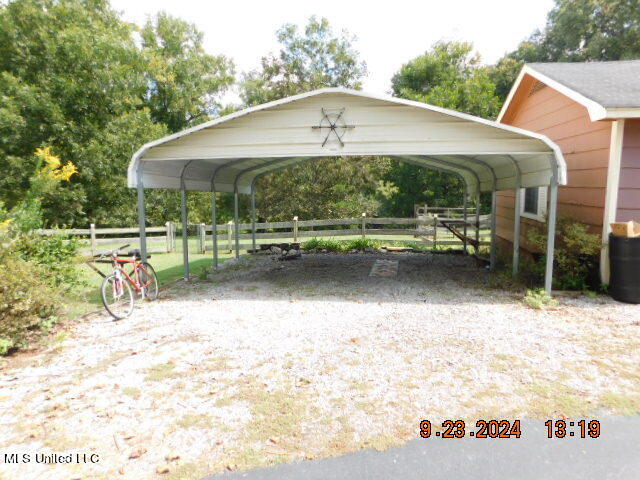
[520,187,548,221]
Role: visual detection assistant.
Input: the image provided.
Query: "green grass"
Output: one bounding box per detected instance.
[65,249,234,318]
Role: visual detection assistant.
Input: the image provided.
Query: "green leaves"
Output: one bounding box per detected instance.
[240,16,366,106]
[391,41,501,119]
[0,1,235,227]
[141,12,235,132]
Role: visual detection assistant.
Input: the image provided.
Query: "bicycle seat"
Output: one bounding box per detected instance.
[125,249,151,259]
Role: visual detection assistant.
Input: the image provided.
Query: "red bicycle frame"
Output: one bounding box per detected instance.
[112,257,152,293]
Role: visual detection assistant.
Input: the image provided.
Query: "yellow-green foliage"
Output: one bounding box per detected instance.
[0,251,60,354]
[526,216,601,290]
[523,288,557,310]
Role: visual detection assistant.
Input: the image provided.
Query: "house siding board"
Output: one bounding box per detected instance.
[497,78,611,250]
[617,119,640,222]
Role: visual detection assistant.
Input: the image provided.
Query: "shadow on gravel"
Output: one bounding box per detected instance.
[194,253,509,306]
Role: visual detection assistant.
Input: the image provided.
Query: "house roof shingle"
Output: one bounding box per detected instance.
[528,60,640,108]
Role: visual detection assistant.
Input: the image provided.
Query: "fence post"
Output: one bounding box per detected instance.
[433,215,438,250]
[198,223,206,253]
[90,223,96,256]
[165,221,172,253]
[361,213,366,239]
[293,216,299,243]
[227,220,233,253]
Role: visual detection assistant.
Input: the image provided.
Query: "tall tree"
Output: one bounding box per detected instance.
[0,1,235,227]
[382,41,501,217]
[490,0,640,100]
[239,17,380,221]
[0,0,160,226]
[241,16,366,106]
[391,41,501,119]
[141,12,234,132]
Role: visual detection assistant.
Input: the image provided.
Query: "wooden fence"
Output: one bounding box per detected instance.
[36,210,491,255]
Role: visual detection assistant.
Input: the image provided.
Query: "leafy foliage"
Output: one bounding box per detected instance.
[241,16,366,106]
[13,234,83,291]
[523,288,558,310]
[141,12,234,132]
[0,0,233,227]
[301,238,382,252]
[526,216,602,290]
[0,248,60,355]
[491,0,640,100]
[257,156,383,221]
[391,41,501,119]
[383,41,501,217]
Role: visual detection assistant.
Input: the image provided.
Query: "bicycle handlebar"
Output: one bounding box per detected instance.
[94,244,130,259]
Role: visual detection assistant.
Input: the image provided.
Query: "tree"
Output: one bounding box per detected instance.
[241,16,366,106]
[0,1,234,227]
[491,0,640,100]
[141,12,235,132]
[238,17,380,221]
[391,41,501,119]
[0,0,161,226]
[540,0,640,62]
[382,41,501,216]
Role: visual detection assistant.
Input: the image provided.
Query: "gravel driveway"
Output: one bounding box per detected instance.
[1,252,639,480]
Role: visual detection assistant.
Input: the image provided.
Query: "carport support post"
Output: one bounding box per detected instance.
[545,179,559,293]
[513,187,522,276]
[475,192,480,250]
[250,182,256,253]
[136,178,147,263]
[180,181,190,281]
[234,186,240,259]
[490,190,497,270]
[462,184,468,254]
[211,185,218,269]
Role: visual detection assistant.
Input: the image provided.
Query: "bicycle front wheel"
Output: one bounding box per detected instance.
[101,274,134,319]
[138,262,159,301]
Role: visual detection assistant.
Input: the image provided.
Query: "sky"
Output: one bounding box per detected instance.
[111,0,555,102]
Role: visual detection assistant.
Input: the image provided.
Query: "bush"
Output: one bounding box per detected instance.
[343,238,381,251]
[525,216,601,290]
[12,233,84,291]
[0,250,60,355]
[301,238,346,252]
[523,288,558,310]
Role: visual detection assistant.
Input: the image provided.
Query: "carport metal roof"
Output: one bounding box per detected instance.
[129,88,565,292]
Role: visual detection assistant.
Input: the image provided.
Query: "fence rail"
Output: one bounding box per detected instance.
[36,208,492,255]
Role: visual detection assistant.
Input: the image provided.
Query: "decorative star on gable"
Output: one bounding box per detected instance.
[312,108,355,147]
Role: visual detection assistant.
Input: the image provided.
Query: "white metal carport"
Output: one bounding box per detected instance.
[128,88,567,292]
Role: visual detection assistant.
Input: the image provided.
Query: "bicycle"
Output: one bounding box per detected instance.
[88,244,159,319]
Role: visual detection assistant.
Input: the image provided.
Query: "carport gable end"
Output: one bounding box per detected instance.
[128,88,566,197]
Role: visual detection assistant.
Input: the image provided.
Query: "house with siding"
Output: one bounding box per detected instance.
[496,60,640,284]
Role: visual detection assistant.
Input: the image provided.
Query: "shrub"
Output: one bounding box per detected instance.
[523,288,557,310]
[301,238,345,252]
[0,250,60,355]
[12,233,83,291]
[343,238,381,251]
[525,216,601,290]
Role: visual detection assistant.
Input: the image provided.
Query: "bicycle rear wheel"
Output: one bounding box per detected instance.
[138,262,158,301]
[101,274,134,319]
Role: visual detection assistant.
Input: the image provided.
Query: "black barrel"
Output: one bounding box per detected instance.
[609,233,640,304]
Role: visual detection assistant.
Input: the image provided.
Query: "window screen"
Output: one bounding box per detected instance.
[524,187,539,215]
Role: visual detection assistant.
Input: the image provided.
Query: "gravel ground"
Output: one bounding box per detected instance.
[1,252,639,480]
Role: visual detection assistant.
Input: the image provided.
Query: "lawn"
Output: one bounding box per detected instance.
[66,249,234,318]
